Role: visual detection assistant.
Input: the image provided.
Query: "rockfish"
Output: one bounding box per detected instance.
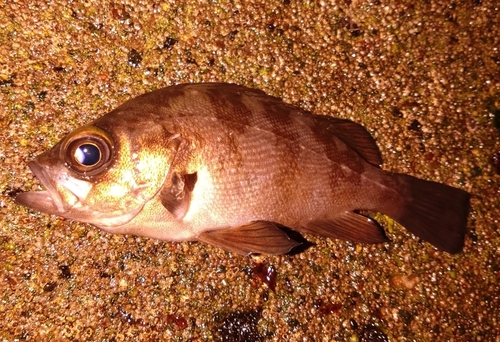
[15,83,470,255]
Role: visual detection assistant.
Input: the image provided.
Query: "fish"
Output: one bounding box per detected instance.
[15,83,470,255]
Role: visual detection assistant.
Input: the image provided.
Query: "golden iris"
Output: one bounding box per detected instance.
[61,126,114,176]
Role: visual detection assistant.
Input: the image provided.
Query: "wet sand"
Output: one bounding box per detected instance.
[1,1,499,340]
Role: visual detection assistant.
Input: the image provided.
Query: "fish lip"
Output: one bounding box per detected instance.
[27,159,67,213]
[17,160,139,227]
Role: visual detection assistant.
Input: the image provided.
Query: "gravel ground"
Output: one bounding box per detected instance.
[1,0,499,341]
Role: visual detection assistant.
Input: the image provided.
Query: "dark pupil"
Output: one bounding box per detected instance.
[74,144,101,166]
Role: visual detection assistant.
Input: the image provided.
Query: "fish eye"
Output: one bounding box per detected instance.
[74,143,101,166]
[62,126,114,176]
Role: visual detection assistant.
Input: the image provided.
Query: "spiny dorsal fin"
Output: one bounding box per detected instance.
[197,221,301,255]
[160,172,197,219]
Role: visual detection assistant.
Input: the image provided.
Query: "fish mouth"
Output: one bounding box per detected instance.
[15,160,72,215]
[15,159,141,228]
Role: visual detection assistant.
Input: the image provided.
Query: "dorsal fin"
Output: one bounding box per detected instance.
[160,172,197,219]
[314,116,383,167]
[127,83,383,167]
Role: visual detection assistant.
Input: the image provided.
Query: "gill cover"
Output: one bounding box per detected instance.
[16,121,182,229]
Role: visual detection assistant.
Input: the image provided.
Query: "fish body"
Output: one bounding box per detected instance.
[15,83,470,255]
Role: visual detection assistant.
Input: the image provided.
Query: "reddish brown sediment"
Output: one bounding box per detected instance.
[1,1,498,340]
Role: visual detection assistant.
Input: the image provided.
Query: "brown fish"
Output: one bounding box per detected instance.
[15,83,470,255]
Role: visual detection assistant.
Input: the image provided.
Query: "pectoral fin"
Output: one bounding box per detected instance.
[197,221,301,256]
[301,212,389,243]
[160,172,197,219]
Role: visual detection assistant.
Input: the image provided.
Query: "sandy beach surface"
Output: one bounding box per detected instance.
[1,1,499,340]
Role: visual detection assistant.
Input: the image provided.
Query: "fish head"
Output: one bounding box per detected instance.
[15,122,178,228]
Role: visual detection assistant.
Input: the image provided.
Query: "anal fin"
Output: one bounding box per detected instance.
[301,212,389,244]
[197,221,301,256]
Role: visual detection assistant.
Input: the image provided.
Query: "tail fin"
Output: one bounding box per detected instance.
[388,174,470,254]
